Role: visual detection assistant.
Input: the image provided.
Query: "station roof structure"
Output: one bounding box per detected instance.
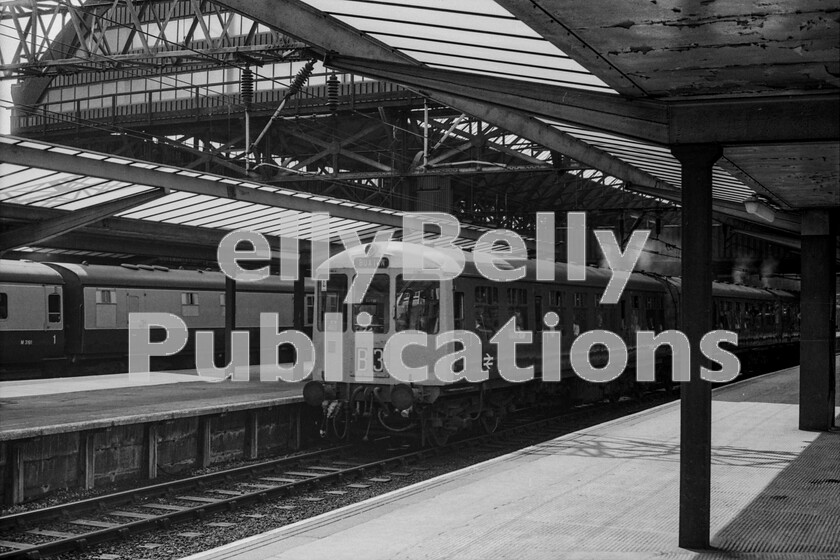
[0,0,837,265]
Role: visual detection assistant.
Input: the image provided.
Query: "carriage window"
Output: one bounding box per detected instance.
[475,286,499,339]
[95,289,117,328]
[395,276,439,334]
[507,288,528,329]
[182,293,198,305]
[181,292,199,317]
[0,293,7,319]
[548,291,564,330]
[305,294,315,326]
[96,288,116,304]
[318,274,348,331]
[574,292,585,307]
[352,273,389,333]
[453,292,464,330]
[48,294,61,323]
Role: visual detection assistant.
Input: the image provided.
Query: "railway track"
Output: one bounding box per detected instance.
[0,394,669,559]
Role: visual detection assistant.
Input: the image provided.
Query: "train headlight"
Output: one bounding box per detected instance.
[390,383,414,411]
[303,381,326,407]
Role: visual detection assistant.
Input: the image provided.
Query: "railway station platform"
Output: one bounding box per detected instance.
[0,369,307,506]
[186,362,840,560]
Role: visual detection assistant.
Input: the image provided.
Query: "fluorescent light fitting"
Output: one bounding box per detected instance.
[743,196,775,223]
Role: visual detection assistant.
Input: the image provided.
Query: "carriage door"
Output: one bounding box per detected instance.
[127,295,140,315]
[44,286,63,350]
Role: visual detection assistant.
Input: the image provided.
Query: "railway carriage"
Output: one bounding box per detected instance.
[0,259,314,377]
[0,260,65,368]
[302,242,799,445]
[45,262,313,371]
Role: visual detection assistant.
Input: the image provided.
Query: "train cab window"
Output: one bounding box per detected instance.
[317,274,348,331]
[395,276,439,334]
[0,293,7,319]
[352,273,389,333]
[181,292,199,317]
[453,292,465,330]
[507,288,528,329]
[48,294,61,323]
[475,286,499,339]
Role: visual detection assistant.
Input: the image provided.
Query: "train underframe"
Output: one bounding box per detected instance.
[307,341,799,447]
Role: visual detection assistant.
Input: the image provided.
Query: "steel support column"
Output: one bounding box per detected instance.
[672,143,721,549]
[225,276,236,368]
[799,209,836,431]
[293,259,306,331]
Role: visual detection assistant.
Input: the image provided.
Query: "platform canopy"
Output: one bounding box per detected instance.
[0,0,837,263]
[214,0,838,208]
[0,135,500,261]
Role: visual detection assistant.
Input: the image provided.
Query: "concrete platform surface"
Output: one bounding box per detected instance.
[0,368,303,440]
[0,371,205,398]
[185,365,840,560]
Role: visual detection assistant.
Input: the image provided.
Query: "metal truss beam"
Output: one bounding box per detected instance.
[628,184,801,235]
[215,0,416,65]
[0,188,166,253]
[0,203,350,261]
[327,55,840,146]
[1,43,305,74]
[0,141,494,243]
[266,165,555,184]
[213,0,670,191]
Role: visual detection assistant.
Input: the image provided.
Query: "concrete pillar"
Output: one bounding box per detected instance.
[246,410,259,460]
[81,433,95,490]
[145,424,158,480]
[7,444,24,505]
[198,417,212,468]
[799,209,836,431]
[671,143,721,549]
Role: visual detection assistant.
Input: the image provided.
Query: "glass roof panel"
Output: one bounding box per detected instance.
[304,0,613,91]
[119,192,203,219]
[543,120,756,204]
[56,185,156,211]
[0,168,63,193]
[138,198,229,223]
[35,180,133,208]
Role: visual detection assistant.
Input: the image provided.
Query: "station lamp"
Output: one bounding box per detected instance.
[743,196,775,223]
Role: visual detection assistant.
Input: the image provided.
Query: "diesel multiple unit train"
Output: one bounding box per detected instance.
[0,259,313,377]
[1,248,799,445]
[301,242,800,445]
